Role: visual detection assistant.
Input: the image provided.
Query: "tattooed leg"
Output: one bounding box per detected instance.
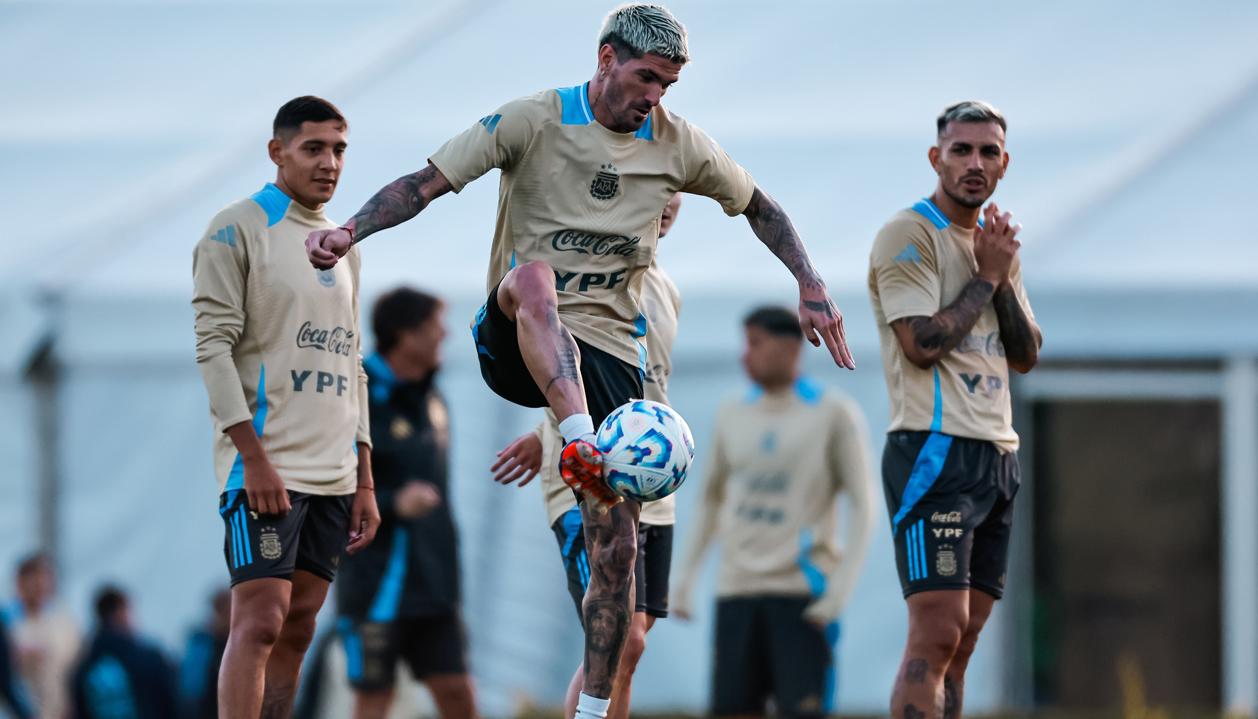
[499,262,589,420]
[579,500,639,699]
[941,590,997,719]
[891,591,969,719]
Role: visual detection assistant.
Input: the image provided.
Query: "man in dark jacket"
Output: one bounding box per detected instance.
[70,585,176,719]
[336,287,475,719]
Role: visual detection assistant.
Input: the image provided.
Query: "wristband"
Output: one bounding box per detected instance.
[339,225,357,245]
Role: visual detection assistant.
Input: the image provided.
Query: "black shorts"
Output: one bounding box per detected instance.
[712,596,840,718]
[219,489,352,586]
[337,612,468,691]
[551,507,673,621]
[471,282,644,425]
[882,430,1021,599]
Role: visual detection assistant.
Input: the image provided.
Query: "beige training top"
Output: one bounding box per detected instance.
[868,199,1035,452]
[430,82,754,367]
[680,381,876,614]
[192,183,369,495]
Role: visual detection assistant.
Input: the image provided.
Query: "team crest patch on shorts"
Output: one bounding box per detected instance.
[936,547,958,577]
[590,163,619,200]
[259,529,283,560]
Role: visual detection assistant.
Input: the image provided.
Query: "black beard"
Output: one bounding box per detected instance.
[942,183,988,209]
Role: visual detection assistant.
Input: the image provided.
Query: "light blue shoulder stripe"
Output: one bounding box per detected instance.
[911,198,949,230]
[364,353,394,404]
[557,84,594,125]
[250,183,291,227]
[635,112,654,141]
[794,377,823,405]
[912,197,986,229]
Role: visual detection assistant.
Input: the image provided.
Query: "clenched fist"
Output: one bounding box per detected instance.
[307,227,353,270]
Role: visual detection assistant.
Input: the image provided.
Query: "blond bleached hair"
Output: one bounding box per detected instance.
[598,3,689,64]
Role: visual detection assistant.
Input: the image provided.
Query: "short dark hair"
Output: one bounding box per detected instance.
[936,100,1006,138]
[273,96,346,138]
[743,305,803,340]
[372,287,443,354]
[94,584,129,625]
[16,552,50,579]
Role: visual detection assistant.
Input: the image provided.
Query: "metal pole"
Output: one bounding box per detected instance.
[1222,356,1258,716]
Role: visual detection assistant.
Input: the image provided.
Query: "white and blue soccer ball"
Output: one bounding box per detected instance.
[595,399,695,502]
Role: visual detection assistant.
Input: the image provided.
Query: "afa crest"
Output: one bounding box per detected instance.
[259,530,283,560]
[590,163,620,200]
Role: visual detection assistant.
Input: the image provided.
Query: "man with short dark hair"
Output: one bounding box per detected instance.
[70,585,177,719]
[336,287,477,719]
[305,7,854,717]
[192,94,381,718]
[673,306,875,719]
[868,100,1041,719]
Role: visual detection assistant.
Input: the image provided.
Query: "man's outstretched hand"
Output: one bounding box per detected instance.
[799,283,856,370]
[306,227,353,270]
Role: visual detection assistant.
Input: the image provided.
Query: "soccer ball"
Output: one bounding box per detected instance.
[595,399,695,502]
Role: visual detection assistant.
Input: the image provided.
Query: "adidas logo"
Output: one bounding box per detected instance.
[893,244,921,263]
[209,225,237,248]
[479,114,503,134]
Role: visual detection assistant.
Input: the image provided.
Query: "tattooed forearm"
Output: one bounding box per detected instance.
[892,277,996,369]
[743,187,822,290]
[993,284,1041,373]
[347,164,446,242]
[903,704,925,719]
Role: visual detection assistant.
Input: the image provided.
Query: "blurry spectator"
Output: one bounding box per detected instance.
[176,589,229,719]
[336,287,476,719]
[7,553,78,719]
[69,585,175,719]
[0,614,34,719]
[673,306,877,718]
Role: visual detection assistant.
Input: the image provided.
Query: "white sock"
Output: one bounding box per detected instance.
[559,413,595,443]
[574,692,611,719]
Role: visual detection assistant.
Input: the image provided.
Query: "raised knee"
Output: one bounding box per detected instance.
[510,262,556,299]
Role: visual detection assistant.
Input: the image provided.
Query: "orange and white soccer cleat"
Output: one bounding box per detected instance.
[559,437,621,513]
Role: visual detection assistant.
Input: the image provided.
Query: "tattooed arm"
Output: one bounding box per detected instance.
[742,187,856,369]
[345,163,452,242]
[306,163,452,269]
[993,283,1041,373]
[890,277,997,370]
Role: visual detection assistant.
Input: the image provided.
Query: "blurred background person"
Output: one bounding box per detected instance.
[69,585,175,719]
[5,553,78,719]
[336,287,476,719]
[673,306,876,719]
[0,611,34,719]
[176,589,230,719]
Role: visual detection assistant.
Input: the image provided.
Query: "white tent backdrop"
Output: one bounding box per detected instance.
[3,0,1258,714]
